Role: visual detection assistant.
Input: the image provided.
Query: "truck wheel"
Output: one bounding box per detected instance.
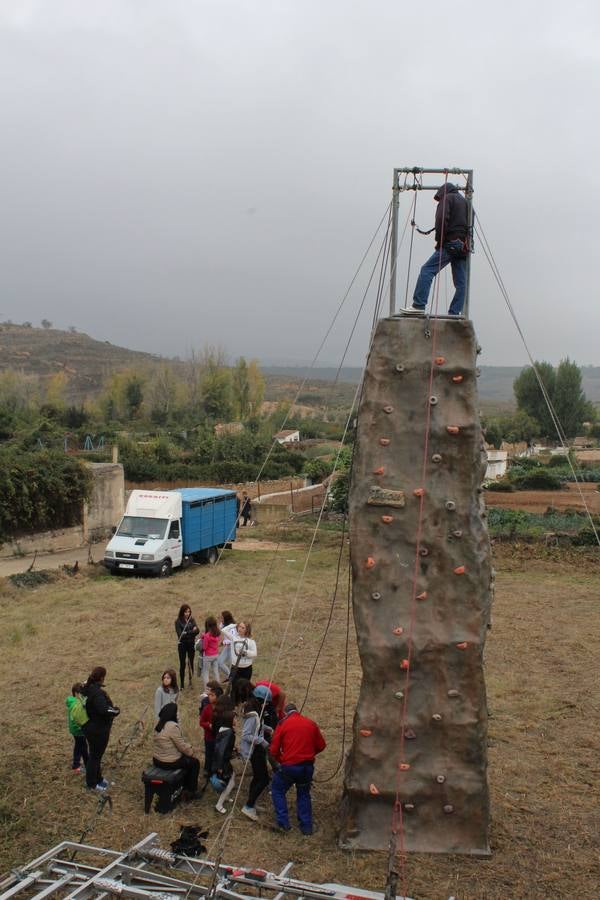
[207,547,218,566]
[159,559,172,578]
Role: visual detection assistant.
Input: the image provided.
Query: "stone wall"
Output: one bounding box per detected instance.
[339,315,492,856]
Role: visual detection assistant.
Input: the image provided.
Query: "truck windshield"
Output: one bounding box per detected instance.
[116,516,168,540]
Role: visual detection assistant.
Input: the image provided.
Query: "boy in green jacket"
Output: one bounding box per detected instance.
[66,682,89,772]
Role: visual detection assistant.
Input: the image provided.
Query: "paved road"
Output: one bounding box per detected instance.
[0,542,107,577]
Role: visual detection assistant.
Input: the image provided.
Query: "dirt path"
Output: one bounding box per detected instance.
[0,542,107,577]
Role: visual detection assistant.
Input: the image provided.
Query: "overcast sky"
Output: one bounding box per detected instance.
[0,1,598,369]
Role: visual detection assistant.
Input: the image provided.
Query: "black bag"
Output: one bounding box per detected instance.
[170,825,208,857]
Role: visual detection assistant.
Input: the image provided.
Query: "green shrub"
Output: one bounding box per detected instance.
[512,470,563,490]
[485,479,515,492]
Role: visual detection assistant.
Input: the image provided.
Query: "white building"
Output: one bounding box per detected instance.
[485,449,508,481]
[274,429,300,444]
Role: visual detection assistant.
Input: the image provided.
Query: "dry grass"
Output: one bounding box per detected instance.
[0,535,599,899]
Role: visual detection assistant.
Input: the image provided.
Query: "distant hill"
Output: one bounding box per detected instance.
[0,323,169,402]
[263,365,600,406]
[2,323,599,409]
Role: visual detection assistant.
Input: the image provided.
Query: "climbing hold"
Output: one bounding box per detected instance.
[413,487,425,497]
[379,437,390,446]
[403,802,415,812]
[371,591,381,601]
[404,728,416,740]
[392,626,404,636]
[452,529,463,538]
[454,565,466,575]
[369,784,380,796]
[432,713,443,722]
[395,364,405,373]
[429,396,438,406]
[381,515,393,524]
[445,500,456,511]
[365,557,376,569]
[400,659,410,670]
[383,405,394,414]
[394,690,404,700]
[452,374,464,383]
[373,466,385,475]
[419,547,429,557]
[476,344,482,355]
[431,453,442,463]
[456,641,468,650]
[360,729,373,737]
[436,775,446,784]
[446,426,460,435]
[476,366,481,376]
[435,356,445,366]
[416,591,428,601]
[400,762,411,771]
[443,804,455,814]
[447,689,460,698]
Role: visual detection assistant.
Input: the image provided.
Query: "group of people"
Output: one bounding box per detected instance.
[174,605,257,691]
[65,606,326,835]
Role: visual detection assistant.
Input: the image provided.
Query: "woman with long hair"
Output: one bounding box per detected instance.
[81,666,120,792]
[152,702,200,798]
[201,617,221,687]
[154,669,179,718]
[239,692,271,822]
[230,621,257,686]
[175,604,199,689]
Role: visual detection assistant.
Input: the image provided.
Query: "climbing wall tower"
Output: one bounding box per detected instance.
[339,314,492,855]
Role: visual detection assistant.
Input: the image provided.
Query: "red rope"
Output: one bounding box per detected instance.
[388,172,450,897]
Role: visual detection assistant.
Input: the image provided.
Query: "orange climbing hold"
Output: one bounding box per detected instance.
[413,487,425,497]
[435,356,446,366]
[452,374,464,383]
[447,425,460,434]
[365,557,376,569]
[379,437,390,446]
[360,729,373,737]
[416,591,428,601]
[454,565,466,575]
[369,783,380,796]
[400,762,411,771]
[456,641,468,650]
[373,466,385,475]
[381,515,393,524]
[392,626,404,636]
[400,658,410,670]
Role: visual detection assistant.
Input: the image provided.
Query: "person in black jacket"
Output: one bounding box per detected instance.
[81,666,120,791]
[412,182,469,316]
[175,604,199,689]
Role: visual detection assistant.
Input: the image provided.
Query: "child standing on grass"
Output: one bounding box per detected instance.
[154,669,179,718]
[199,681,223,778]
[201,617,221,687]
[211,706,236,814]
[65,682,89,773]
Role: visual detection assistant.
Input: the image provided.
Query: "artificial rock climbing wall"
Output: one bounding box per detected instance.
[339,315,492,856]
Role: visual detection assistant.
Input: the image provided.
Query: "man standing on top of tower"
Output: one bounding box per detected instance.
[411,182,469,316]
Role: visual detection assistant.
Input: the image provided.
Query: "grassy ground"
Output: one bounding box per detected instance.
[0,529,598,899]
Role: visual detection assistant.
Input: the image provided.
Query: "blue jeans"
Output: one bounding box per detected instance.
[271,762,314,832]
[412,241,466,315]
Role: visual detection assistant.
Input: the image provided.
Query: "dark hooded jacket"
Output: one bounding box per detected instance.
[434,183,468,246]
[81,680,119,737]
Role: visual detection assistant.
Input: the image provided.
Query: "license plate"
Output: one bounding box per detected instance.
[118,563,134,569]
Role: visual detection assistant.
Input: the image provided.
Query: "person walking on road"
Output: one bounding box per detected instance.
[269,702,326,835]
[240,492,252,527]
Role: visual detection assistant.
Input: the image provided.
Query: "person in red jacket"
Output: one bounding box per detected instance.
[269,703,326,835]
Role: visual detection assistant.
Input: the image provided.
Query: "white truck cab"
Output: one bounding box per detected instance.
[104,490,183,577]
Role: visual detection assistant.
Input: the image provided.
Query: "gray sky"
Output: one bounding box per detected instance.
[1,0,598,368]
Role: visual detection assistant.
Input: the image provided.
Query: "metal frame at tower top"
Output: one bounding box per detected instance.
[388,166,474,318]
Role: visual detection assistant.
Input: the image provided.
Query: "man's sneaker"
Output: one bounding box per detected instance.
[241,805,258,822]
[87,784,107,792]
[71,767,81,774]
[97,779,114,789]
